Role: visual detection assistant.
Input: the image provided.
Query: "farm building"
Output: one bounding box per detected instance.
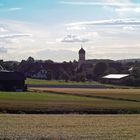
[0,70,26,91]
[101,74,130,84]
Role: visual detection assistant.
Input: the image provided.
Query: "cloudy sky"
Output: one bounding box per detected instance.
[0,0,140,61]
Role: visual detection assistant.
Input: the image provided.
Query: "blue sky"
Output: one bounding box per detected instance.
[0,0,140,61]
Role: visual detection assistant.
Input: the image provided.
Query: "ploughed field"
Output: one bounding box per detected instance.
[0,114,140,140]
[0,88,140,114]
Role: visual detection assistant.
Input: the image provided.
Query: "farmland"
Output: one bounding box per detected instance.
[32,88,140,101]
[0,114,140,140]
[0,86,140,139]
[0,88,140,114]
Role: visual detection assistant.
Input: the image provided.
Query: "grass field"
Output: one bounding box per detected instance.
[0,114,139,140]
[26,78,139,89]
[0,88,140,114]
[26,78,99,85]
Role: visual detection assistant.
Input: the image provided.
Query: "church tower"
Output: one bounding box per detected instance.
[78,46,86,69]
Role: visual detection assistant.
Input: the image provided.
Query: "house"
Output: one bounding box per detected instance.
[32,68,48,79]
[0,70,26,91]
[17,61,75,80]
[101,74,130,84]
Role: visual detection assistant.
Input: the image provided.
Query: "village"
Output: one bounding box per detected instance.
[0,46,140,91]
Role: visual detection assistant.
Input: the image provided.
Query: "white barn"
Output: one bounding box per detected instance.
[102,74,130,84]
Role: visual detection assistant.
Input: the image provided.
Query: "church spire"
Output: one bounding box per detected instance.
[79,45,85,54]
[78,45,86,69]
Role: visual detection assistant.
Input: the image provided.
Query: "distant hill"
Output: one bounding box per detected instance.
[117,59,140,63]
[86,59,114,65]
[86,59,140,65]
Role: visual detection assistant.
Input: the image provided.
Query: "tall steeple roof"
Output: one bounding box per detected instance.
[79,45,85,54]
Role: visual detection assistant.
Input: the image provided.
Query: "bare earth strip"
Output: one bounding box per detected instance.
[0,114,140,140]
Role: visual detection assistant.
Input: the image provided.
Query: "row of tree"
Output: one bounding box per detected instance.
[1,58,140,86]
[0,60,19,71]
[60,61,140,86]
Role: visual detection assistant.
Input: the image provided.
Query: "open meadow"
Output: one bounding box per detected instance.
[0,114,140,140]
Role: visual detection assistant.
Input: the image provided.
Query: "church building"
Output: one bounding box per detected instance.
[78,46,86,69]
[77,47,94,79]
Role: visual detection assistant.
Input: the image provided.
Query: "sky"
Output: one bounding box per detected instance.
[0,0,140,61]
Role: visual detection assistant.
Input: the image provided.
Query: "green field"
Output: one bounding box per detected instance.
[0,114,139,140]
[26,78,100,85]
[26,78,139,89]
[0,88,140,114]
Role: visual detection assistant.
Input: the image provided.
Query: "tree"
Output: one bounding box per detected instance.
[108,62,122,73]
[0,60,4,69]
[75,73,86,82]
[27,56,34,63]
[45,60,54,63]
[132,67,140,78]
[59,69,70,82]
[104,67,118,75]
[126,67,140,86]
[47,70,53,80]
[93,62,108,79]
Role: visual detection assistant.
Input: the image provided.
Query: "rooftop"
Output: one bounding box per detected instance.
[103,74,129,79]
[79,47,85,54]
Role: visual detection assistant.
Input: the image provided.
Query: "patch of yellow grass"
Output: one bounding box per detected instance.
[31,88,140,94]
[31,88,140,102]
[0,114,140,140]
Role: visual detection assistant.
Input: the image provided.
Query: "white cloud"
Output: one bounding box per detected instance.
[116,7,140,13]
[82,32,99,40]
[123,26,135,31]
[0,15,140,61]
[57,34,89,43]
[36,49,77,61]
[7,7,22,11]
[0,27,8,32]
[67,26,86,30]
[60,0,140,17]
[0,47,7,53]
[59,1,139,7]
[67,18,140,26]
[0,7,22,12]
[0,34,32,39]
